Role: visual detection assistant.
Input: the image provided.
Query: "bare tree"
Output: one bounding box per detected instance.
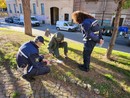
[22,0,32,36]
[106,0,125,59]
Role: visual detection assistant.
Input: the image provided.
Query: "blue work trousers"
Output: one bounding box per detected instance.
[24,62,50,78]
[83,40,96,69]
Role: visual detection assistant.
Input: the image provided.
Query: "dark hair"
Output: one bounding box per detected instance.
[34,36,44,44]
[72,11,94,24]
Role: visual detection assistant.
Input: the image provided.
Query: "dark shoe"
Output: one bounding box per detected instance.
[78,65,89,72]
[22,75,35,82]
[78,64,84,67]
[64,56,68,59]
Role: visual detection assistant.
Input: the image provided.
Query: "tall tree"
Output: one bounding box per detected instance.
[22,0,32,36]
[106,0,128,59]
[0,0,6,8]
[123,0,130,9]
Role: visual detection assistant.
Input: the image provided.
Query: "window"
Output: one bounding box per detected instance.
[64,13,69,21]
[19,4,22,13]
[41,3,44,15]
[14,4,16,13]
[33,3,36,14]
[64,23,68,26]
[8,4,12,13]
[31,17,37,21]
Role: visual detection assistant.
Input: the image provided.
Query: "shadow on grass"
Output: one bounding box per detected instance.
[67,46,130,80]
[117,54,130,60]
[67,47,130,78]
[68,46,130,75]
[44,38,50,43]
[63,57,79,67]
[0,50,26,97]
[0,47,56,98]
[54,56,80,72]
[65,47,130,96]
[92,56,130,77]
[68,47,82,56]
[30,76,56,98]
[103,75,130,98]
[94,51,130,66]
[50,54,130,98]
[110,57,130,67]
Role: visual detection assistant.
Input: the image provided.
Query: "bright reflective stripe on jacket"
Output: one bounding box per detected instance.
[19,49,33,72]
[91,20,98,27]
[19,49,28,58]
[28,66,33,73]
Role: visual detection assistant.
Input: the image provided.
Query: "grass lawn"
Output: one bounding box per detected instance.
[0,28,130,98]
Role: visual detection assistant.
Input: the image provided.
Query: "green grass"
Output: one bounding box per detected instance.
[0,28,130,98]
[93,82,113,97]
[104,74,114,80]
[11,91,20,98]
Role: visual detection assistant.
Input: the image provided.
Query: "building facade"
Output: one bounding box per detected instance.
[6,0,74,24]
[6,0,130,26]
[74,0,130,27]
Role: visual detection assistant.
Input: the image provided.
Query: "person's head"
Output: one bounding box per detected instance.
[34,36,44,48]
[54,32,64,42]
[72,11,94,24]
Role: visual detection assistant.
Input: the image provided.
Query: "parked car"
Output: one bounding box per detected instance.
[56,21,78,32]
[5,17,13,23]
[100,26,114,36]
[13,18,20,24]
[19,15,40,26]
[31,16,40,26]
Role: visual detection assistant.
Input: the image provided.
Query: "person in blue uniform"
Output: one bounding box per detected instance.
[16,36,50,82]
[72,11,104,72]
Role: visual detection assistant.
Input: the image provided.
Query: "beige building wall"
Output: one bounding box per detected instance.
[6,0,129,25]
[6,0,74,24]
[43,0,74,24]
[6,0,23,17]
[74,0,130,26]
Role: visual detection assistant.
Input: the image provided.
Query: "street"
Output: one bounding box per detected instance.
[0,20,130,53]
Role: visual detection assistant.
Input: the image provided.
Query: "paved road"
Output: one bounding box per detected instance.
[0,21,130,53]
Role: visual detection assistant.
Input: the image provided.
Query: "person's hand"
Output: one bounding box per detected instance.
[44,53,52,58]
[42,59,50,65]
[49,51,54,56]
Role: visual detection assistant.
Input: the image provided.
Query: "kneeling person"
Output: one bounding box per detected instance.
[16,36,50,82]
[48,32,68,58]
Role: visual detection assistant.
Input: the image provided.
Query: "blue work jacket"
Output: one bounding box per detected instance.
[16,41,44,68]
[81,18,103,43]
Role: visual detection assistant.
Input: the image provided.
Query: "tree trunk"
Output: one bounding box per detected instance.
[22,0,32,36]
[106,0,125,59]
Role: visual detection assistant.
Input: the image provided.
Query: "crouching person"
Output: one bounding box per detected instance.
[48,32,68,58]
[16,36,50,82]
